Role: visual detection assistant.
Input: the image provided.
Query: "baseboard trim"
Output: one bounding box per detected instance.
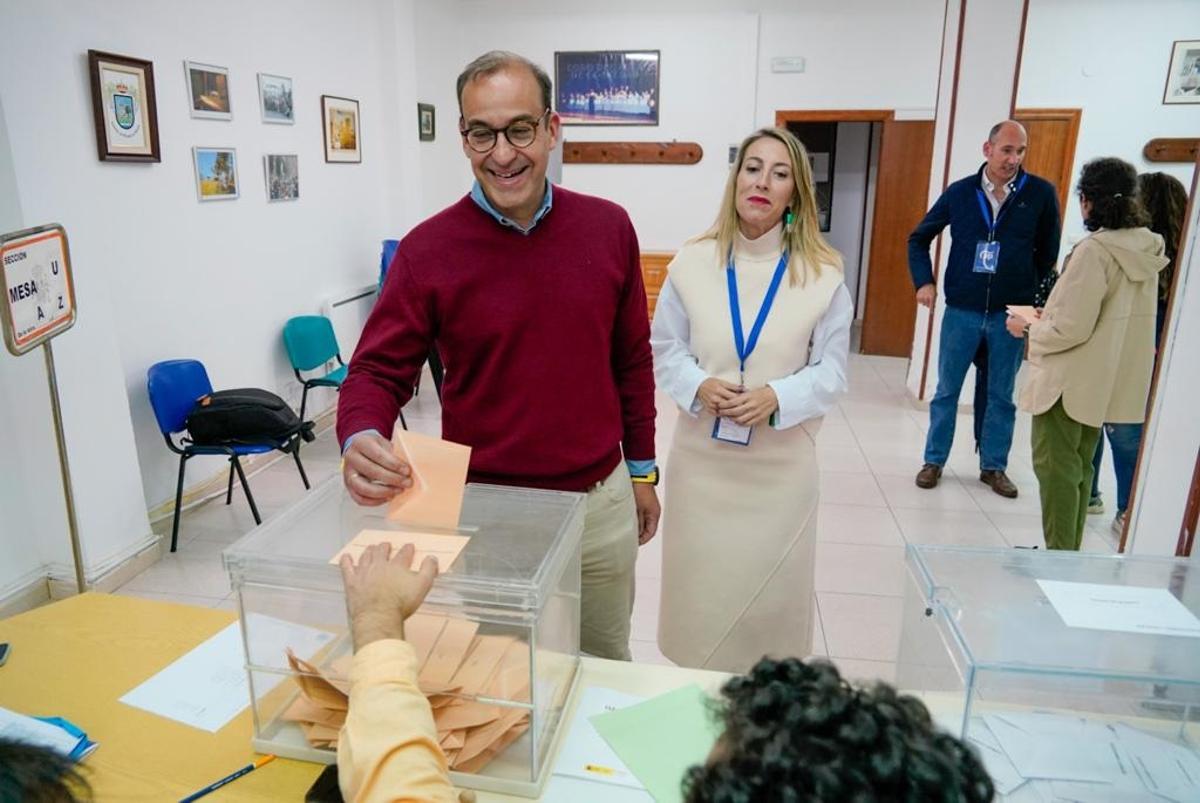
[0,572,51,619]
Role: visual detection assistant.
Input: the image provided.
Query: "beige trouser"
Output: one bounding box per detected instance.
[580,461,639,661]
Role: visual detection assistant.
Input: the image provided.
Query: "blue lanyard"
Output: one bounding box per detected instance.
[726,250,789,385]
[975,172,1028,241]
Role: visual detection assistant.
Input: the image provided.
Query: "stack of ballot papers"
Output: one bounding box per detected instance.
[967,711,1200,802]
[284,612,532,773]
[0,706,98,761]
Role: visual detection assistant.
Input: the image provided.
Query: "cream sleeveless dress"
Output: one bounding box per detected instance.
[657,226,841,672]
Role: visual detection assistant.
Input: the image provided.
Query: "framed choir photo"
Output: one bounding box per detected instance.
[418,103,435,141]
[185,61,232,120]
[322,95,361,163]
[87,50,161,162]
[1163,40,1200,104]
[258,73,294,123]
[554,50,660,126]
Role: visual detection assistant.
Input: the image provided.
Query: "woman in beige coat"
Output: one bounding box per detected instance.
[1006,157,1167,550]
[651,128,850,671]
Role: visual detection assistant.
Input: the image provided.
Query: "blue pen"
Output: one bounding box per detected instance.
[179,754,276,802]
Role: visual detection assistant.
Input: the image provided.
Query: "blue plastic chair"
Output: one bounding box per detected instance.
[147,359,310,553]
[282,315,406,429]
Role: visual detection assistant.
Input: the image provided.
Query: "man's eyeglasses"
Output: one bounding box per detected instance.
[460,110,550,153]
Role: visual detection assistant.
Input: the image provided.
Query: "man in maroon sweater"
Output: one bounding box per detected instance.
[336,51,659,661]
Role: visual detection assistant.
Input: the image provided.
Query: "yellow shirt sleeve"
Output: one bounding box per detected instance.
[337,639,458,803]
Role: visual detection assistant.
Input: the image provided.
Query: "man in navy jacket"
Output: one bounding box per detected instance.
[909,120,1060,498]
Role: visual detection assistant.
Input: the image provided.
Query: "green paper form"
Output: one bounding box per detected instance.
[589,684,723,802]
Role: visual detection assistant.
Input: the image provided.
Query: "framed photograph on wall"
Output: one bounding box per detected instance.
[322,95,361,162]
[86,50,161,162]
[185,61,232,119]
[258,73,294,123]
[418,102,435,141]
[264,154,299,201]
[192,147,239,201]
[554,50,659,126]
[1163,40,1200,104]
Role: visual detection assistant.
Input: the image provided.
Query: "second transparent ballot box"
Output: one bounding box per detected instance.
[223,477,585,798]
[897,544,1200,797]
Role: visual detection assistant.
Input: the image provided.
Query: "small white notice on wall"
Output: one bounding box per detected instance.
[1037,580,1200,638]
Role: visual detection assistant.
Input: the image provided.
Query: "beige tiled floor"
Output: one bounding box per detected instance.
[116,355,1121,682]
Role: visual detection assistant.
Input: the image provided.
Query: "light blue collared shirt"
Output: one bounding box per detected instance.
[469,180,554,234]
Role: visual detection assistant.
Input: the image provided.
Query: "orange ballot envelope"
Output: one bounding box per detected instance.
[328,529,470,572]
[388,429,471,529]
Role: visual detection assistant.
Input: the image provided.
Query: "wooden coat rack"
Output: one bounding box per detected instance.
[563,141,703,165]
[1143,138,1199,163]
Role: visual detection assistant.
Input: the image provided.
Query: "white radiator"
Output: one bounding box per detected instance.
[322,283,378,360]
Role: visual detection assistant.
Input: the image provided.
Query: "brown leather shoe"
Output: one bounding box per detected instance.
[980,470,1018,498]
[915,463,942,489]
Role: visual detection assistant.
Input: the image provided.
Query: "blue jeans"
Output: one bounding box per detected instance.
[1090,423,1143,512]
[925,305,1024,471]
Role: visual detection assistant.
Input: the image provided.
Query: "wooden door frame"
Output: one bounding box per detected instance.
[776,109,934,357]
[1012,107,1082,217]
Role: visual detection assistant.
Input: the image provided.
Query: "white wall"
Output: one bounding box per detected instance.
[1018,0,1200,253]
[412,0,946,251]
[0,0,423,591]
[0,96,72,599]
[826,122,871,310]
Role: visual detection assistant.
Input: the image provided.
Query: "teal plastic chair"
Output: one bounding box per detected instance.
[282,315,406,429]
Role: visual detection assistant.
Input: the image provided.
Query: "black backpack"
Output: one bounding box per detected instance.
[186,388,315,446]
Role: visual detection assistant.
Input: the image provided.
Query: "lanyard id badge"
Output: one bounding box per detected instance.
[714,250,788,447]
[973,174,1026,274]
[974,240,1000,274]
[713,415,753,445]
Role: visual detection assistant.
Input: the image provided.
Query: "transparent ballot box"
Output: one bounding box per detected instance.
[223,477,585,798]
[898,545,1200,798]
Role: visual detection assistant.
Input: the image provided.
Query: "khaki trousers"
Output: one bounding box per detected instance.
[580,462,638,661]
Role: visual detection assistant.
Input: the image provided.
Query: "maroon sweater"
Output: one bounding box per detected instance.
[336,187,656,492]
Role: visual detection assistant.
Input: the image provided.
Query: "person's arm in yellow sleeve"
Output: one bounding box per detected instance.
[336,543,465,803]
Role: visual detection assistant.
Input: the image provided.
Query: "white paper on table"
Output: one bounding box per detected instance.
[0,706,83,756]
[119,614,334,732]
[967,718,1025,795]
[1036,580,1200,638]
[984,712,1118,783]
[1111,723,1200,803]
[552,687,648,789]
[543,775,653,802]
[1050,780,1162,803]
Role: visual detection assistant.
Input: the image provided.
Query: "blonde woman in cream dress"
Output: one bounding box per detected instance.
[652,127,851,672]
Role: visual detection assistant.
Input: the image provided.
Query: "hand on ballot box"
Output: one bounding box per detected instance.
[285,543,530,774]
[340,542,439,650]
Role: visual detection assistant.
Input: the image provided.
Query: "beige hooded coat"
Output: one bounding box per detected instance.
[1020,227,1168,427]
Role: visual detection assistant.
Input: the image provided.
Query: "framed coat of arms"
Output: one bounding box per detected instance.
[87,50,161,163]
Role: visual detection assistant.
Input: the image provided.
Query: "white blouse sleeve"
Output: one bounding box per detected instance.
[650,277,707,416]
[766,283,852,429]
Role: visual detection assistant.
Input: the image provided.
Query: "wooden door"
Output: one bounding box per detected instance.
[1013,108,1082,218]
[859,119,936,356]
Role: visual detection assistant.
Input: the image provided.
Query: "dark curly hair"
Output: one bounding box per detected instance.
[1138,171,1188,301]
[0,739,91,803]
[1077,157,1149,232]
[682,658,995,802]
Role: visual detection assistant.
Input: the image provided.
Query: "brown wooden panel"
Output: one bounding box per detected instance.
[563,142,702,165]
[860,119,936,357]
[1014,108,1081,218]
[1144,138,1199,163]
[777,110,892,124]
[640,252,673,319]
